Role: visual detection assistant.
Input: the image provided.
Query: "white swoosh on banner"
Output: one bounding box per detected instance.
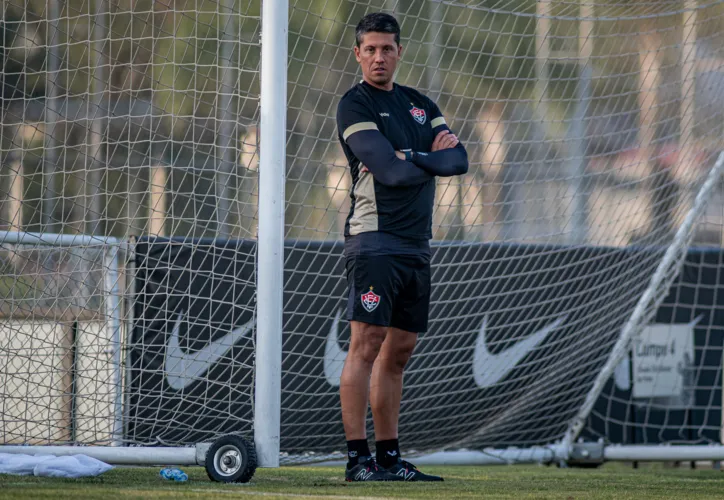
[473,315,565,388]
[165,312,254,390]
[324,309,347,387]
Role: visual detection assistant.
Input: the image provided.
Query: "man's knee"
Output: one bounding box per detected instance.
[392,345,415,371]
[349,321,387,365]
[382,328,417,372]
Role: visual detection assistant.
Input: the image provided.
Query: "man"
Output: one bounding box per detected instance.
[335,13,469,482]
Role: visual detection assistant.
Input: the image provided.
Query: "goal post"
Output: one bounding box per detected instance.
[255,0,288,468]
[4,0,724,478]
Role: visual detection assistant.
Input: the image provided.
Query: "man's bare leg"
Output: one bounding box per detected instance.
[370,327,417,441]
[340,320,387,441]
[340,321,405,481]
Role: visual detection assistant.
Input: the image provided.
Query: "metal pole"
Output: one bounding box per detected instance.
[149,166,167,236]
[427,0,443,102]
[254,0,287,468]
[681,1,697,154]
[215,0,237,239]
[510,0,551,242]
[681,1,697,227]
[427,0,464,241]
[637,21,662,237]
[87,0,107,236]
[0,230,118,246]
[123,237,136,443]
[44,0,61,232]
[103,243,124,445]
[605,445,724,462]
[8,160,23,231]
[566,1,593,244]
[0,445,199,465]
[534,0,551,123]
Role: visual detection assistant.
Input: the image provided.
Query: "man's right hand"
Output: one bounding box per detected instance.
[431,130,459,152]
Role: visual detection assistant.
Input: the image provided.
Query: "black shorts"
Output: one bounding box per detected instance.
[345,253,431,333]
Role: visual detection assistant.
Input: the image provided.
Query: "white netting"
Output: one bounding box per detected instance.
[280,0,724,458]
[1,0,724,463]
[0,0,261,446]
[0,243,114,444]
[583,245,724,447]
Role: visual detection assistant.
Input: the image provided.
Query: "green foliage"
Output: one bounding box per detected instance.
[2,0,723,239]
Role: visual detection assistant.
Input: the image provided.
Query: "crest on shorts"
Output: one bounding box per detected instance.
[409,105,426,125]
[361,287,381,312]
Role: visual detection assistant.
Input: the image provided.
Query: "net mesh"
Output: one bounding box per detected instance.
[0,0,724,461]
[0,244,112,444]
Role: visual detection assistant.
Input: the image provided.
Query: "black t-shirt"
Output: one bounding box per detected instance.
[337,80,448,252]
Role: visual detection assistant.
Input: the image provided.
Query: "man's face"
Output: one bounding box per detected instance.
[354,32,402,89]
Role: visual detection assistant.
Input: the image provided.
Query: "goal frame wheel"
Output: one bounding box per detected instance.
[205,435,257,483]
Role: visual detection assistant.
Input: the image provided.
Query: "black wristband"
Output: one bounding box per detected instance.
[402,149,414,161]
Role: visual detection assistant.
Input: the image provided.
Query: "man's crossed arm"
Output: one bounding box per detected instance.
[409,130,468,177]
[346,129,469,188]
[346,130,433,187]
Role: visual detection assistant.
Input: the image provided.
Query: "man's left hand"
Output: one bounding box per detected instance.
[431,130,459,152]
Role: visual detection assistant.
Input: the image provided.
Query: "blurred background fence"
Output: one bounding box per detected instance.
[1,0,724,245]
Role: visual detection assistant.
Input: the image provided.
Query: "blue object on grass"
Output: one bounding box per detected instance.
[160,467,188,481]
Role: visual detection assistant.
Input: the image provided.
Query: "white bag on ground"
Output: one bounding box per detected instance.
[0,453,113,478]
[34,454,113,478]
[0,453,54,475]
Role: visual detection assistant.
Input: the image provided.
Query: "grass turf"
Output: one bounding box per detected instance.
[1,463,724,499]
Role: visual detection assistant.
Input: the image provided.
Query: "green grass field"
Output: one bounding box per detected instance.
[2,463,724,499]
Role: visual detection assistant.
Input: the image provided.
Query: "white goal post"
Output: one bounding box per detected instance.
[254,0,288,469]
[4,0,724,480]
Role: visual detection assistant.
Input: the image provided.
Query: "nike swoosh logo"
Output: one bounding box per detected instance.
[324,309,346,387]
[165,312,254,390]
[323,309,563,388]
[473,315,565,388]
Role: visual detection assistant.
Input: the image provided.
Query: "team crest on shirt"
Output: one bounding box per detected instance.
[361,287,381,312]
[409,105,426,125]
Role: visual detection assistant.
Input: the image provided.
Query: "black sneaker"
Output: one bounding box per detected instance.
[383,459,444,482]
[345,457,403,482]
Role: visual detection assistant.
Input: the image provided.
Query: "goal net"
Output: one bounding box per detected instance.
[2,0,724,466]
[0,239,120,445]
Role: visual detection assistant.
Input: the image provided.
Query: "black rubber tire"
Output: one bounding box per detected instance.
[205,435,258,483]
[568,462,603,469]
[561,462,603,469]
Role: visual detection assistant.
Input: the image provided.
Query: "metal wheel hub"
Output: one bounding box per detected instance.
[214,445,243,476]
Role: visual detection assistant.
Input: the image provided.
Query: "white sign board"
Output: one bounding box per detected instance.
[632,322,695,399]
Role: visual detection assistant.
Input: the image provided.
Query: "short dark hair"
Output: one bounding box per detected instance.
[355,13,400,47]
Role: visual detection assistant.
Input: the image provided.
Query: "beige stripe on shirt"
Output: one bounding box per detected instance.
[342,122,378,141]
